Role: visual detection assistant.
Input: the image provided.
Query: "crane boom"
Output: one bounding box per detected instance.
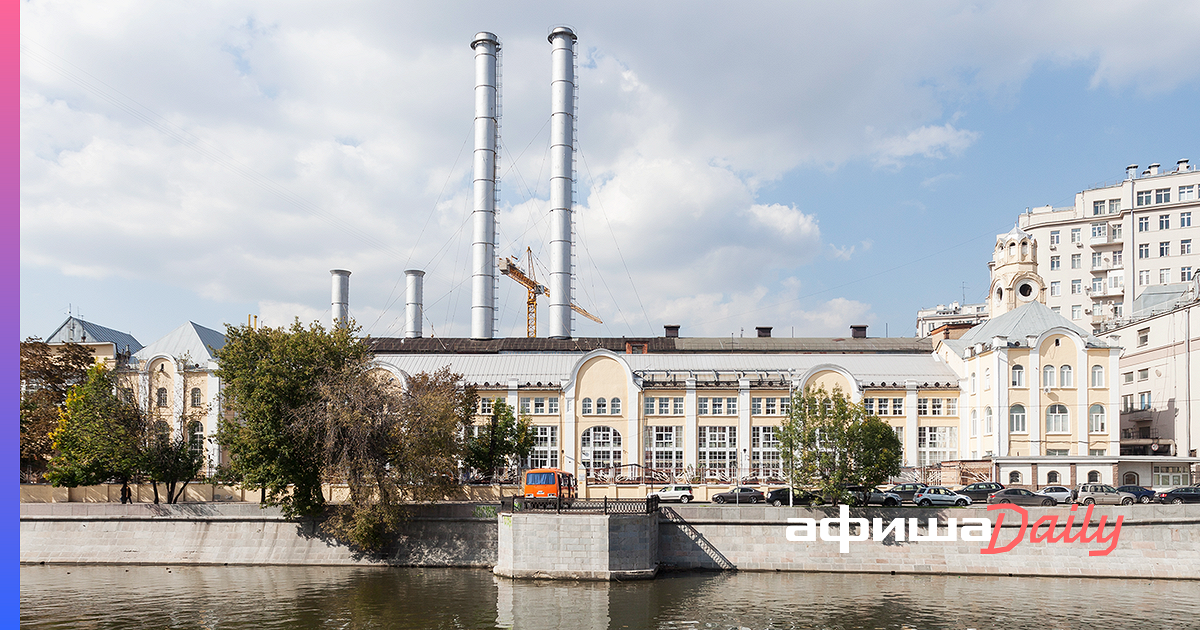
[499,248,602,337]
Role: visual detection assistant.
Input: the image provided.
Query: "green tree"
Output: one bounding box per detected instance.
[778,386,902,505]
[214,320,370,518]
[20,338,96,481]
[45,364,144,492]
[464,399,536,482]
[143,423,206,504]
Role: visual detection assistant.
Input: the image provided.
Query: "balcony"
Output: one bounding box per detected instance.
[1090,233,1124,246]
[1085,285,1125,298]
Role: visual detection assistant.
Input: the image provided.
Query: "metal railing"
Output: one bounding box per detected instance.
[501,495,659,514]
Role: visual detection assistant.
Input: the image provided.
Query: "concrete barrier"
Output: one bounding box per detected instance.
[495,512,658,581]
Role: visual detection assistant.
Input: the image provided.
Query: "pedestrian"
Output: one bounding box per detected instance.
[120,485,132,504]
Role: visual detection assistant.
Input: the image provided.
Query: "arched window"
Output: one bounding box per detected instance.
[596,398,608,415]
[1046,404,1069,432]
[984,369,991,390]
[610,398,621,414]
[581,398,593,415]
[1021,242,1029,258]
[1009,471,1022,484]
[984,407,993,434]
[970,372,977,393]
[1088,404,1106,433]
[1009,404,1027,433]
[1042,365,1056,388]
[1011,365,1025,387]
[1047,471,1061,484]
[156,387,168,408]
[190,387,202,408]
[188,421,204,455]
[1087,470,1101,483]
[580,426,622,471]
[1091,365,1104,388]
[1060,365,1073,388]
[970,410,979,437]
[1123,472,1138,486]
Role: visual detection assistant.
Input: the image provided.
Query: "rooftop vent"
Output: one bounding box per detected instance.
[664,324,680,338]
[1149,163,1160,176]
[1179,158,1191,173]
[850,324,868,339]
[756,326,772,338]
[1126,164,1138,180]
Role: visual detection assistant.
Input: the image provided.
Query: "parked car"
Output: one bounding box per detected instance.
[1115,485,1157,504]
[885,482,928,504]
[913,486,972,507]
[987,488,1057,506]
[648,485,694,503]
[1076,484,1136,505]
[1039,485,1074,504]
[765,488,822,507]
[1156,486,1200,504]
[955,482,1005,502]
[842,485,902,507]
[711,486,765,504]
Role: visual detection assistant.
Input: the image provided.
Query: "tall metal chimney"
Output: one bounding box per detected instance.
[547,26,577,340]
[330,269,351,327]
[470,32,501,340]
[404,269,425,339]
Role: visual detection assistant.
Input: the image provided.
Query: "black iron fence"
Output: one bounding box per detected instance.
[500,495,659,515]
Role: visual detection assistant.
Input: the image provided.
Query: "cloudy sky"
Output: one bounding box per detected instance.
[20,2,1200,344]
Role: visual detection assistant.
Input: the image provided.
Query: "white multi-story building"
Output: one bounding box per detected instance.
[1017,159,1200,333]
[915,301,988,338]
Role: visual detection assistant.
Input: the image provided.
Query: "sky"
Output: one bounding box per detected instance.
[19,2,1200,345]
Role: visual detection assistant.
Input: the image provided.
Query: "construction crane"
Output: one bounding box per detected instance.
[499,247,602,337]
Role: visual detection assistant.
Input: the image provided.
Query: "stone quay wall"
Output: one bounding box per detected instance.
[657,504,1200,580]
[20,502,499,567]
[495,512,658,581]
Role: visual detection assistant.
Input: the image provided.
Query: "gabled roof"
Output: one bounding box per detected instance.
[1000,223,1032,241]
[45,317,142,353]
[134,322,226,363]
[943,301,1109,354]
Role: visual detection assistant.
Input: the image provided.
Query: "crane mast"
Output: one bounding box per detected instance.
[499,248,601,337]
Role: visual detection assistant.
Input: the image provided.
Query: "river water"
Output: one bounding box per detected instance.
[20,565,1199,629]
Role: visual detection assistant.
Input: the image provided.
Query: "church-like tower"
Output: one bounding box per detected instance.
[988,225,1044,318]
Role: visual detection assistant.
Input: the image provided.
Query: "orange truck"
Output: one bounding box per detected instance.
[523,468,576,508]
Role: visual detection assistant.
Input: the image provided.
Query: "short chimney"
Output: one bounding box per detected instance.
[850,324,868,339]
[1179,158,1191,173]
[1149,163,1160,176]
[664,324,680,338]
[1126,164,1138,180]
[756,326,772,338]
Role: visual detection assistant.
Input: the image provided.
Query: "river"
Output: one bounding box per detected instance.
[20,565,1198,629]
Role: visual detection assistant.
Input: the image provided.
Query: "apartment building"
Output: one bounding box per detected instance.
[916,301,988,338]
[1017,159,1200,333]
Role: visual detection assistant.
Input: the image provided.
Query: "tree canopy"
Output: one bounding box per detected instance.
[45,364,144,488]
[20,338,96,480]
[464,399,536,482]
[777,386,902,504]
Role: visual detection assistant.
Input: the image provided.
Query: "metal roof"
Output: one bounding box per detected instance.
[371,335,932,355]
[134,322,226,364]
[952,301,1110,350]
[45,317,142,353]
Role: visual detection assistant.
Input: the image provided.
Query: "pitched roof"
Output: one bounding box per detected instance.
[45,317,142,353]
[134,322,226,363]
[945,301,1109,352]
[370,336,932,355]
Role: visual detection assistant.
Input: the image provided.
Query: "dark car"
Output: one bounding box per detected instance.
[987,488,1057,506]
[842,485,902,507]
[712,486,765,504]
[885,483,928,504]
[1156,486,1200,504]
[956,482,1005,502]
[1116,485,1156,504]
[765,488,822,507]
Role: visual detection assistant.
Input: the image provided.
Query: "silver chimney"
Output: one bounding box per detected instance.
[404,269,425,339]
[330,269,351,327]
[470,32,500,340]
[547,26,576,339]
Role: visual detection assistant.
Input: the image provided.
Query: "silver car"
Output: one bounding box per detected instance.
[648,484,694,503]
[913,486,973,507]
[1075,484,1136,505]
[1039,485,1074,504]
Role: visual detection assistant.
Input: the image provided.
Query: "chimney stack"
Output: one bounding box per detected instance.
[547,26,577,339]
[756,326,772,338]
[1179,158,1191,173]
[330,269,351,328]
[850,324,868,339]
[1126,164,1138,180]
[404,269,425,339]
[1149,163,1160,176]
[664,324,680,338]
[470,32,501,340]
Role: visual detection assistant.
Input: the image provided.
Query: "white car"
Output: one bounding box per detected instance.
[649,485,694,503]
[913,486,973,507]
[1040,485,1074,504]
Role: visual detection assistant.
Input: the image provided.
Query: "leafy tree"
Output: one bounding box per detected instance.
[294,363,475,552]
[143,424,206,504]
[214,320,370,518]
[45,364,144,492]
[778,386,902,505]
[464,399,536,482]
[20,338,96,481]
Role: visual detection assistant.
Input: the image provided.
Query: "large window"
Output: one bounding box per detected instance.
[1088,404,1106,433]
[1139,243,1150,259]
[970,410,978,437]
[582,398,593,415]
[1046,404,1069,433]
[190,387,202,408]
[1138,215,1150,230]
[984,407,993,434]
[1042,365,1056,388]
[917,426,958,466]
[697,397,737,416]
[698,426,737,477]
[526,426,559,469]
[645,397,684,416]
[1091,365,1104,388]
[596,398,608,415]
[1071,279,1082,294]
[1183,240,1193,255]
[610,398,621,415]
[1050,256,1061,270]
[188,421,204,456]
[1156,188,1171,204]
[1161,242,1171,257]
[1160,214,1171,230]
[1182,210,1193,226]
[1138,190,1152,206]
[156,387,168,408]
[1009,404,1027,433]
[751,426,782,480]
[1050,281,1061,297]
[580,426,622,472]
[643,426,682,472]
[1071,254,1082,269]
[1060,365,1073,387]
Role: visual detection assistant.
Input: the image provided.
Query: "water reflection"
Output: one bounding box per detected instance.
[21,565,1199,629]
